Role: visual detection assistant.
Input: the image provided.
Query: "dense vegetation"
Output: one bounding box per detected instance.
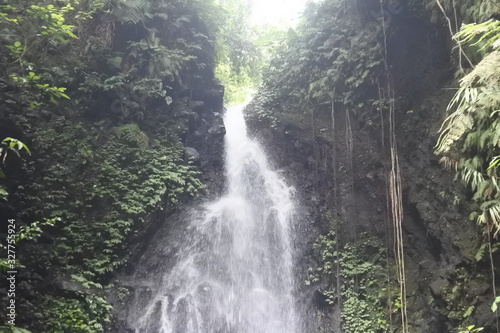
[246,0,500,332]
[0,0,255,331]
[2,0,500,332]
[213,1,289,105]
[436,18,500,235]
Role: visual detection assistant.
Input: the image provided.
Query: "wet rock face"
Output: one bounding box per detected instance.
[242,13,496,333]
[245,103,389,333]
[244,103,481,332]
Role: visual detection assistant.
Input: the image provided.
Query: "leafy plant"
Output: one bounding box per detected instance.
[425,0,498,31]
[0,137,31,200]
[436,20,500,235]
[247,0,383,131]
[44,295,111,333]
[491,296,500,312]
[1,137,31,162]
[306,231,392,332]
[456,20,500,52]
[26,4,77,43]
[459,324,484,333]
[128,36,197,78]
[0,4,19,24]
[112,123,149,149]
[0,217,58,271]
[0,0,231,331]
[10,72,71,107]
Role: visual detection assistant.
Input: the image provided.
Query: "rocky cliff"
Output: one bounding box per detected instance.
[244,1,499,332]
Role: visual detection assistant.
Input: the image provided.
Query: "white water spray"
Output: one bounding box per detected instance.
[132,106,298,333]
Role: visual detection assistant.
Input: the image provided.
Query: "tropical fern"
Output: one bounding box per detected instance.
[111,0,153,24]
[435,107,475,154]
[440,155,459,171]
[112,123,149,149]
[435,52,500,154]
[437,22,500,235]
[425,0,498,24]
[456,20,500,52]
[478,201,500,235]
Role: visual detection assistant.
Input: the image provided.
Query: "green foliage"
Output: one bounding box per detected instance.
[0,4,19,24]
[112,123,149,149]
[0,138,57,273]
[5,41,23,57]
[306,231,337,291]
[215,22,289,105]
[248,0,383,128]
[339,238,391,333]
[275,0,382,103]
[247,89,280,128]
[43,295,111,333]
[459,325,484,333]
[7,111,203,331]
[127,35,197,78]
[438,267,486,326]
[0,217,58,271]
[0,187,7,200]
[0,137,31,200]
[0,1,83,109]
[474,241,500,261]
[491,296,500,312]
[211,0,262,105]
[342,289,387,333]
[488,155,500,170]
[1,137,31,161]
[435,20,500,329]
[306,231,392,332]
[26,4,77,43]
[16,217,58,243]
[456,20,500,53]
[0,0,225,331]
[19,118,203,280]
[425,0,497,26]
[436,20,500,235]
[10,72,71,107]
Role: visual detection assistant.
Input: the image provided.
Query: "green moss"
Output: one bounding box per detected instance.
[307,231,395,332]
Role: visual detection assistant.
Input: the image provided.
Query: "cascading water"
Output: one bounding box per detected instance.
[128,106,298,333]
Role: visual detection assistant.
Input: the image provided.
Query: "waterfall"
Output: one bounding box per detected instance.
[128,105,298,333]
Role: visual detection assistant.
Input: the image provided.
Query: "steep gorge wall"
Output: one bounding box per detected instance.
[0,1,227,331]
[2,0,499,332]
[245,1,498,332]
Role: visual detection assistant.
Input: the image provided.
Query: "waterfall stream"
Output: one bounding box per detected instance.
[129,106,298,333]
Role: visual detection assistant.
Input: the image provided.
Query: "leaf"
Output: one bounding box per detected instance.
[488,156,500,170]
[0,187,8,200]
[492,296,500,312]
[463,305,474,317]
[59,92,70,100]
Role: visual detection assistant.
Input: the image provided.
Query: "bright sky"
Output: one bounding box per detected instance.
[249,0,309,27]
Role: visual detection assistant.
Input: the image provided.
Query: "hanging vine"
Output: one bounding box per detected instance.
[388,92,409,333]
